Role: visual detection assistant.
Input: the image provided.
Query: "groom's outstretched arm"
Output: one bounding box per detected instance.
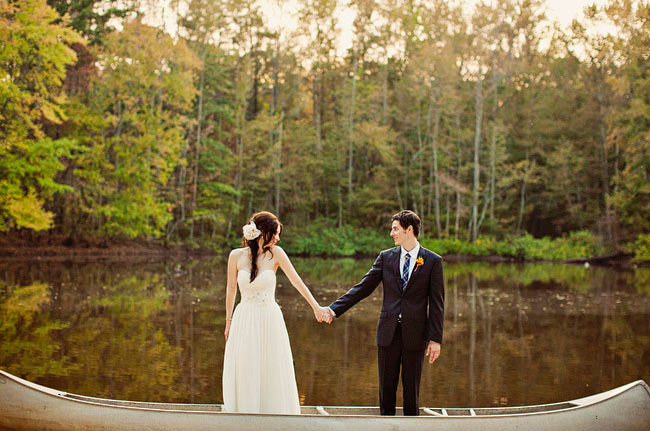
[329,251,384,317]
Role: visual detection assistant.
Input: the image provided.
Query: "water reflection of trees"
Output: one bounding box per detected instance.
[294,265,650,407]
[414,272,650,407]
[0,282,74,380]
[0,258,648,407]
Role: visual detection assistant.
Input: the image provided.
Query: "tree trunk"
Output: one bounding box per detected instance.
[347,46,358,216]
[382,60,388,125]
[490,63,498,224]
[489,54,500,225]
[272,40,281,217]
[313,67,322,152]
[190,63,205,240]
[426,84,442,237]
[455,114,462,240]
[403,139,409,209]
[471,78,484,241]
[445,192,450,238]
[490,123,496,224]
[247,54,259,121]
[417,100,424,217]
[337,183,343,228]
[426,87,433,218]
[600,123,612,241]
[275,119,283,217]
[311,53,322,218]
[516,148,529,233]
[432,101,442,238]
[395,180,403,209]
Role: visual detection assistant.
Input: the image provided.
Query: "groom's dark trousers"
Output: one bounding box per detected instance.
[329,246,444,416]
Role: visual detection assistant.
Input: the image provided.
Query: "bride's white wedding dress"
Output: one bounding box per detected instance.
[222,269,301,414]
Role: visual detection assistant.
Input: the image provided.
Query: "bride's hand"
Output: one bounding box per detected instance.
[224,319,232,341]
[313,306,333,324]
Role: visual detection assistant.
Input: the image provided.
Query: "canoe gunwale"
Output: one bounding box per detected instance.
[1,370,649,419]
[64,394,222,411]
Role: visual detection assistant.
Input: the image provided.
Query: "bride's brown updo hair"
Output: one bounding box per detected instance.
[242,211,283,282]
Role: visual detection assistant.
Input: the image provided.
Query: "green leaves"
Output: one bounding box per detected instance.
[628,234,650,262]
[0,0,83,231]
[46,0,129,45]
[420,231,605,261]
[1,0,648,254]
[67,20,200,239]
[604,2,650,233]
[281,218,393,256]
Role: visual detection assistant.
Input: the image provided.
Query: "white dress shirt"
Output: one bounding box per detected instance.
[400,242,420,282]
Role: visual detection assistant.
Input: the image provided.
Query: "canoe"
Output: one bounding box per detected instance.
[1,369,649,431]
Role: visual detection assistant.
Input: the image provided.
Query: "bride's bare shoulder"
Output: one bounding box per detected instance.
[229,247,249,258]
[270,246,289,263]
[271,245,287,255]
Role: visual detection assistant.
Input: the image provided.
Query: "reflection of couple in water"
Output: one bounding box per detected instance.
[222,210,444,416]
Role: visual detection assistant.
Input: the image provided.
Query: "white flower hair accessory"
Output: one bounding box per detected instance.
[242,221,261,240]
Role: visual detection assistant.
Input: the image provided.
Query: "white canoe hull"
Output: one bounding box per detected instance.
[1,370,649,431]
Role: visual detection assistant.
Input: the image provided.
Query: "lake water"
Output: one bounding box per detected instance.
[1,256,648,408]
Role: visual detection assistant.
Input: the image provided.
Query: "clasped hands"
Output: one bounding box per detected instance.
[313,306,334,324]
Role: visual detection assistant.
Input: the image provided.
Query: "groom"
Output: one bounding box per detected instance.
[323,210,444,416]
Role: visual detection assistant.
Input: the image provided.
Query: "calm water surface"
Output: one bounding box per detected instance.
[1,257,648,408]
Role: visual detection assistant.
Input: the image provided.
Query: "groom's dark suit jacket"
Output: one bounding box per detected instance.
[330,246,444,351]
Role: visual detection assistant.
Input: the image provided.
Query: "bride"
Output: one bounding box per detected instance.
[222,211,332,414]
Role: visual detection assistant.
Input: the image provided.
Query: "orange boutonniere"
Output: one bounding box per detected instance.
[415,257,424,269]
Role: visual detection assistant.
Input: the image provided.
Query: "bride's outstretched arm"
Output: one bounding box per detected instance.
[275,246,331,323]
[224,250,238,341]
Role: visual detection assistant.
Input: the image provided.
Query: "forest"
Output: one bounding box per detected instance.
[1,0,649,259]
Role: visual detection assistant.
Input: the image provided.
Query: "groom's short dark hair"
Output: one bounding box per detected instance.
[392,210,420,237]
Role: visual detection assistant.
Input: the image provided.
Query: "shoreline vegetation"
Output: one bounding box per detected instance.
[2,229,648,267]
[2,0,649,272]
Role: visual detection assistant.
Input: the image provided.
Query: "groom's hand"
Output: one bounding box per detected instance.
[320,307,333,324]
[314,306,333,324]
[426,341,441,363]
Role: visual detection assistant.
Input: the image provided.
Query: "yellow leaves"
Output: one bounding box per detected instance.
[97,19,199,111]
[0,0,83,149]
[0,280,74,380]
[5,188,54,231]
[497,159,540,189]
[41,100,68,123]
[0,282,51,331]
[357,121,398,163]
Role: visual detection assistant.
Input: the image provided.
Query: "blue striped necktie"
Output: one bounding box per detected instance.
[401,252,411,291]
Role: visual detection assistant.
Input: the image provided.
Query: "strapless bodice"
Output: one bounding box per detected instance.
[237,269,277,304]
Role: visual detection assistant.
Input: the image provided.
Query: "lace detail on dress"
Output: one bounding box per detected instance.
[241,290,276,304]
[238,269,277,305]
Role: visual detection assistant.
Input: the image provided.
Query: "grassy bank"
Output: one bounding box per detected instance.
[279,221,649,262]
[3,225,649,263]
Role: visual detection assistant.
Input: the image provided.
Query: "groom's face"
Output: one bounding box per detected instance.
[390,220,411,246]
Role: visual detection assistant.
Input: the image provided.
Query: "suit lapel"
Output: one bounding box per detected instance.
[403,247,426,294]
[392,246,401,278]
[390,247,404,295]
